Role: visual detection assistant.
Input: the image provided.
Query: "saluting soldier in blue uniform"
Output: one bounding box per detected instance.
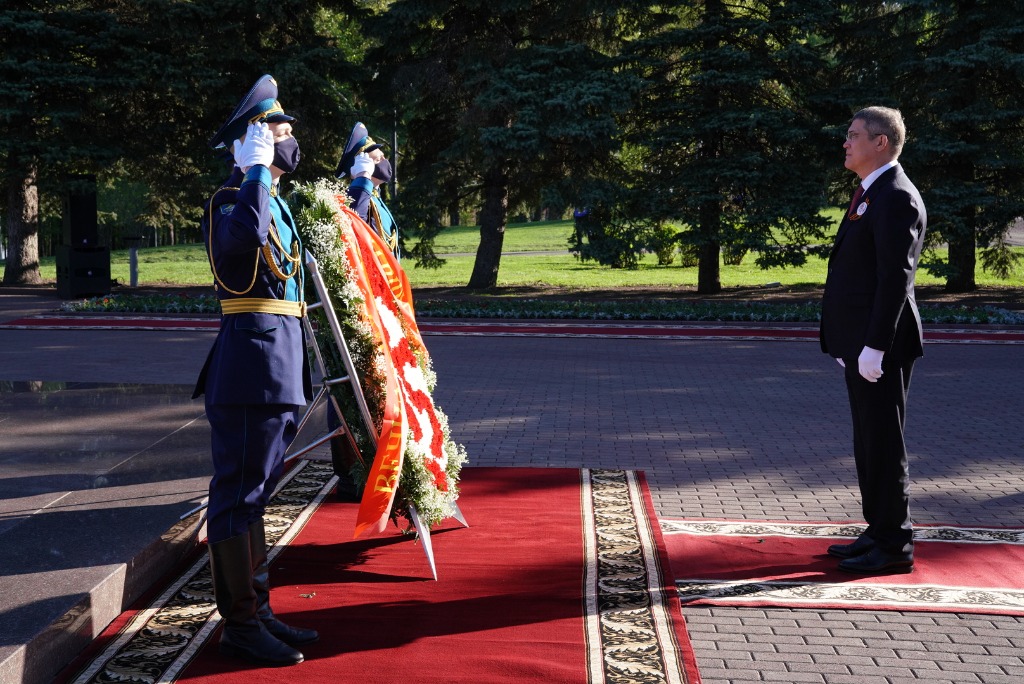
[193,74,317,666]
[324,123,400,492]
[336,122,400,257]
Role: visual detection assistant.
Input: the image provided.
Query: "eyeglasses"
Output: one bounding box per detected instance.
[845,131,884,141]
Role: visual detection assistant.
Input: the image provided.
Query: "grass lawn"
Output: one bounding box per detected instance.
[427,212,847,254]
[403,251,1021,290]
[12,214,1022,291]
[428,219,576,253]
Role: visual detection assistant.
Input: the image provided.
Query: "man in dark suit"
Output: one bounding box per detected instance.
[194,74,317,665]
[820,106,927,575]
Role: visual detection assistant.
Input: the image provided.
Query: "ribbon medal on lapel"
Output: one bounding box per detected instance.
[849,198,870,221]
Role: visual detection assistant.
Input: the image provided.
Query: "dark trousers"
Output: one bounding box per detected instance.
[205,403,300,543]
[843,356,916,554]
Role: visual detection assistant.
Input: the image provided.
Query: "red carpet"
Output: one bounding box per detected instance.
[68,466,700,683]
[2,314,1021,344]
[663,520,1024,615]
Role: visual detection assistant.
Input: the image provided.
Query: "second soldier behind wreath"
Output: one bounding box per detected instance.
[336,121,400,258]
[324,122,401,494]
[193,74,318,666]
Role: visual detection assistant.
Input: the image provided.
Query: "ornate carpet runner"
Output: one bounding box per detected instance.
[664,520,1024,616]
[583,469,692,683]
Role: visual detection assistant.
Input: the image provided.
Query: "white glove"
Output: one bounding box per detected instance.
[350,152,375,178]
[836,358,845,368]
[233,137,246,169]
[236,121,275,171]
[857,346,884,382]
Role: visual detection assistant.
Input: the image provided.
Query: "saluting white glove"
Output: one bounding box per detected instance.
[235,121,275,171]
[857,346,884,382]
[350,152,375,178]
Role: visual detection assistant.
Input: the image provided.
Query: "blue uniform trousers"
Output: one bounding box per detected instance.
[205,402,301,543]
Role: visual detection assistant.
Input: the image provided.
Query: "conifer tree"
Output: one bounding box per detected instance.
[0,2,131,284]
[360,0,645,288]
[630,0,836,294]
[895,0,1024,292]
[1,0,360,282]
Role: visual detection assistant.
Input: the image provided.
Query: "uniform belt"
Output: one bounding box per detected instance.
[220,298,306,317]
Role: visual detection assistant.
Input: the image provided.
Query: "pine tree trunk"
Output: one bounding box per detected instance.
[697,241,722,294]
[3,166,43,285]
[945,228,977,292]
[448,199,460,227]
[696,198,723,294]
[467,167,508,289]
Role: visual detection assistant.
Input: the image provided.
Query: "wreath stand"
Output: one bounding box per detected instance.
[285,250,468,580]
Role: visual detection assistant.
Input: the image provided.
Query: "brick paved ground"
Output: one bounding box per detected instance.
[426,334,1024,684]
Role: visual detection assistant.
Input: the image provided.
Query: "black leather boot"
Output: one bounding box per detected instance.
[329,433,362,502]
[249,520,320,646]
[208,533,304,665]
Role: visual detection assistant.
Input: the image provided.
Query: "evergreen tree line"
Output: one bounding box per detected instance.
[2,1,1021,293]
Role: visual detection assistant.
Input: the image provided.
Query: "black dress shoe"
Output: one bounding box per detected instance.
[263,614,320,647]
[827,535,876,559]
[220,621,304,666]
[838,547,914,575]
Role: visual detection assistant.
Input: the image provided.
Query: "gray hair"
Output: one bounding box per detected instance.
[853,106,906,158]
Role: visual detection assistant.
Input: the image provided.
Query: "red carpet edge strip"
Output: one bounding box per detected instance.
[2,315,1020,344]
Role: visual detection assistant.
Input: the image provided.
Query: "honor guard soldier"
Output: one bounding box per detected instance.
[336,121,400,257]
[326,123,400,492]
[193,74,318,666]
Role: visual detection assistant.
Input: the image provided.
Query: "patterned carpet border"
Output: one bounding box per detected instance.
[674,578,1024,613]
[68,460,338,684]
[660,519,1024,545]
[584,469,691,684]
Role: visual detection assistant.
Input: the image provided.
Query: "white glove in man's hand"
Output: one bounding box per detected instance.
[857,346,884,382]
[236,122,275,171]
[350,152,375,178]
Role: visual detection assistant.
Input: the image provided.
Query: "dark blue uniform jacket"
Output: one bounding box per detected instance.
[193,166,313,405]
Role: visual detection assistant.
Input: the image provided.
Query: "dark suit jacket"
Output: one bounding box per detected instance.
[820,164,927,362]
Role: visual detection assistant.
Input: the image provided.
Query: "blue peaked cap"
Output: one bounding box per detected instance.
[209,74,296,149]
[335,121,383,178]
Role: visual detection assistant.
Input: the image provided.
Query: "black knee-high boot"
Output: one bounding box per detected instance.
[208,533,304,665]
[249,520,319,646]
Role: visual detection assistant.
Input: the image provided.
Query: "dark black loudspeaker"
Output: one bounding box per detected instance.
[63,175,99,248]
[56,246,110,299]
